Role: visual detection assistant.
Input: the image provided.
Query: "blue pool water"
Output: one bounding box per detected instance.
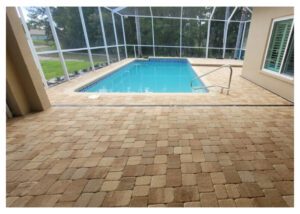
[79,59,207,93]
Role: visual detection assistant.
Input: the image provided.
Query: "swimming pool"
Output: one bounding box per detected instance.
[79,58,207,93]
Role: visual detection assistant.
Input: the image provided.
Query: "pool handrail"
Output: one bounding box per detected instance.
[190,64,233,95]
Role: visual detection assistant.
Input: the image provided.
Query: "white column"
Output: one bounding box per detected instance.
[121,16,128,58]
[179,7,183,58]
[135,16,142,57]
[112,12,120,61]
[18,7,48,87]
[150,7,155,57]
[134,45,137,58]
[238,22,247,59]
[46,7,70,80]
[98,7,110,64]
[206,7,216,58]
[79,7,95,70]
[223,7,238,58]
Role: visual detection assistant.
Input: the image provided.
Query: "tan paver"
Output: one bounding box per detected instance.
[132,186,150,197]
[7,104,293,207]
[100,181,120,192]
[150,175,166,188]
[102,190,132,207]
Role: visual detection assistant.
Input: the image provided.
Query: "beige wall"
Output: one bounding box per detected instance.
[6,7,50,116]
[242,7,294,102]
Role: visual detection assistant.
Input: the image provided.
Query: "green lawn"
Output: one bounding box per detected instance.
[33,40,56,52]
[40,60,91,80]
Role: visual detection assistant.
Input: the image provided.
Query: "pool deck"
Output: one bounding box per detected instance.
[7,58,294,207]
[188,58,244,67]
[46,58,292,106]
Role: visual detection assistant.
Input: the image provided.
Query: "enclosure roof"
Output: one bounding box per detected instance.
[108,7,252,21]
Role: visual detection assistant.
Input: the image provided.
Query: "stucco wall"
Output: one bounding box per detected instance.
[242,7,294,102]
[6,8,50,116]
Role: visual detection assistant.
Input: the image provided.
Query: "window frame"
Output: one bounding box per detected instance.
[262,15,294,80]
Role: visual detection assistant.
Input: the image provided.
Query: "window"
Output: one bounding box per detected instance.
[263,17,294,78]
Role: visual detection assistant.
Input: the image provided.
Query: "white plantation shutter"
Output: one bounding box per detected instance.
[264,18,293,72]
[282,32,294,77]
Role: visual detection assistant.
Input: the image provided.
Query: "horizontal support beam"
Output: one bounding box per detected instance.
[112,7,126,13]
[36,45,126,55]
[123,14,250,22]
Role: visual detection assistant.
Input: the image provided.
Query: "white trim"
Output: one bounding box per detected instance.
[104,7,122,16]
[111,12,120,61]
[238,22,247,59]
[206,7,216,58]
[150,7,155,57]
[125,44,238,50]
[36,45,126,55]
[245,7,252,14]
[133,45,137,58]
[278,22,293,73]
[98,7,110,64]
[18,7,48,87]
[135,10,142,57]
[90,46,108,50]
[262,15,294,78]
[45,7,70,81]
[261,68,294,81]
[206,21,211,58]
[37,44,239,51]
[79,7,95,71]
[228,7,238,21]
[210,7,216,20]
[271,15,294,22]
[179,7,183,57]
[121,16,128,58]
[223,7,238,58]
[112,7,126,13]
[122,14,247,22]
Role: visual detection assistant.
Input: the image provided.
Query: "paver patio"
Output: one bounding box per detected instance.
[7,105,293,207]
[7,59,294,207]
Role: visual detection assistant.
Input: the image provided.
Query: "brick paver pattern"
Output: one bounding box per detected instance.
[7,106,293,207]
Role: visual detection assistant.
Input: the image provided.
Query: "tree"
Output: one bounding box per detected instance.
[51,7,86,49]
[26,7,53,44]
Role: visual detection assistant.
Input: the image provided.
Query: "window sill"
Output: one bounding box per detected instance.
[260,69,294,85]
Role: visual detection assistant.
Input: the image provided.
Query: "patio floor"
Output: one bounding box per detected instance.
[6,59,294,207]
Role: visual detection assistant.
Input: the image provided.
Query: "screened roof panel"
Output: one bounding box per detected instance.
[212,7,235,20]
[151,7,181,17]
[182,7,214,19]
[231,7,252,21]
[119,7,151,16]
[113,7,251,21]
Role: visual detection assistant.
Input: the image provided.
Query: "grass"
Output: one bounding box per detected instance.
[40,60,91,80]
[33,40,57,52]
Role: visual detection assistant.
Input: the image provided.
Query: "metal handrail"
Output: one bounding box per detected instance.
[191,64,233,95]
